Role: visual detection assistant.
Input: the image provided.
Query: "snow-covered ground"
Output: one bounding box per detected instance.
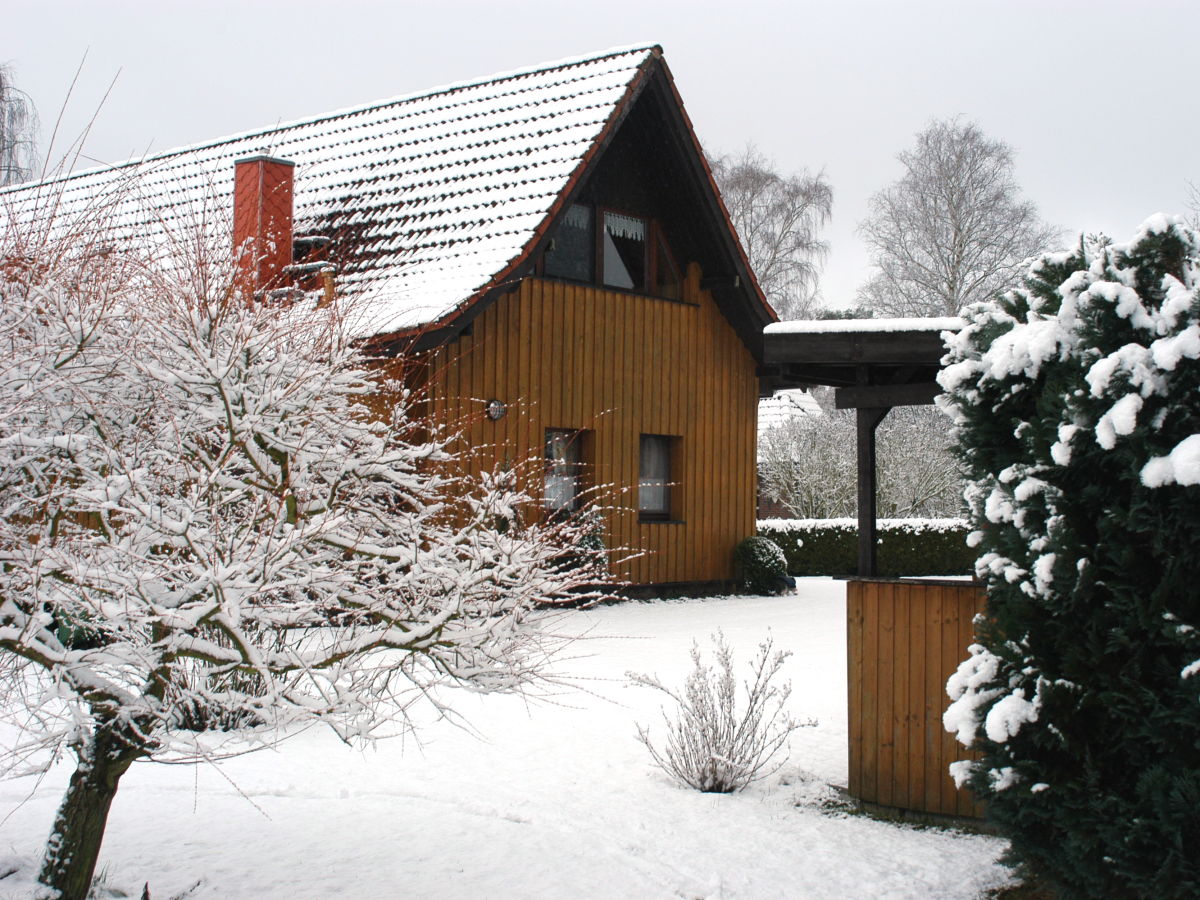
[0,579,1013,899]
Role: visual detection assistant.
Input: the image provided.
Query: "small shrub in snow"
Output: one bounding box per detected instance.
[940,217,1200,898]
[733,536,788,594]
[629,631,815,793]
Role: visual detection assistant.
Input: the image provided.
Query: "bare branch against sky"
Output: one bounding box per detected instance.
[857,118,1059,317]
[0,64,37,185]
[6,0,1198,309]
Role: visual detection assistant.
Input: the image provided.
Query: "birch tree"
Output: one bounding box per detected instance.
[0,219,609,899]
[857,119,1057,317]
[1185,180,1200,231]
[710,145,832,319]
[0,64,36,185]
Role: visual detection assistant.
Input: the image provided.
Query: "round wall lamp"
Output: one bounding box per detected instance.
[485,399,508,421]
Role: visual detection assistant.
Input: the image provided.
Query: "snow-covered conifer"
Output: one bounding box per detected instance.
[939,217,1200,897]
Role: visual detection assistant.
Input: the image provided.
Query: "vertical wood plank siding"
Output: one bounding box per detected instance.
[847,579,987,819]
[417,267,758,584]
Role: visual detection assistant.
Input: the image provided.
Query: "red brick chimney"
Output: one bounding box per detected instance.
[232,155,295,296]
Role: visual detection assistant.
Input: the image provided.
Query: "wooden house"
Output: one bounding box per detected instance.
[0,45,776,588]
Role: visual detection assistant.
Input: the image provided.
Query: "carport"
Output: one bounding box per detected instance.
[760,316,986,822]
[760,316,962,577]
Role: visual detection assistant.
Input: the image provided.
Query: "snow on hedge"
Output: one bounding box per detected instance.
[764,317,964,334]
[759,517,968,534]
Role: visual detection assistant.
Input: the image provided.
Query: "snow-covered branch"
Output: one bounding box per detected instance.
[1,210,611,895]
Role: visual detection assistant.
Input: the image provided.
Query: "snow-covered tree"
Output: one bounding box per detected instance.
[0,216,609,898]
[940,217,1200,897]
[758,395,961,519]
[710,145,832,319]
[758,406,857,519]
[857,119,1057,318]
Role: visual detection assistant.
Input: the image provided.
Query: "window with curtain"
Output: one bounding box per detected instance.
[638,434,675,520]
[543,204,594,282]
[602,211,647,291]
[540,205,680,301]
[545,429,585,513]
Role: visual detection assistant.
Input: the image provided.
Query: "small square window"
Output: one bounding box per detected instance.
[639,434,677,520]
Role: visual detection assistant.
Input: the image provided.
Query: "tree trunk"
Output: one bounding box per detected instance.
[38,730,142,900]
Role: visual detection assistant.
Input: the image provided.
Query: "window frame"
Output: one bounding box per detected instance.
[544,428,588,516]
[638,433,680,523]
[598,207,649,293]
[651,225,682,301]
[539,204,681,301]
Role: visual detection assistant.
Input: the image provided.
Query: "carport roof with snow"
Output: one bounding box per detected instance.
[760,316,964,576]
[760,316,962,403]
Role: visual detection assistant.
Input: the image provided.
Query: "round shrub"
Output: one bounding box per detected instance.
[733,536,789,594]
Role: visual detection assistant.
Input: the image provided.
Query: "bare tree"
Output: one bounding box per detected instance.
[1185,180,1200,231]
[1,64,37,185]
[758,405,857,519]
[710,145,832,319]
[857,119,1058,317]
[758,392,962,519]
[876,406,965,518]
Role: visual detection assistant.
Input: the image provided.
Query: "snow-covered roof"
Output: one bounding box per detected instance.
[758,388,821,434]
[1,45,660,338]
[764,317,965,335]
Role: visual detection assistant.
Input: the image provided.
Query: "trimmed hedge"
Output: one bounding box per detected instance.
[757,517,973,577]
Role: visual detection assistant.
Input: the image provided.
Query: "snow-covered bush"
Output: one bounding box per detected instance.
[939,217,1200,897]
[0,216,610,898]
[629,631,814,793]
[733,536,788,594]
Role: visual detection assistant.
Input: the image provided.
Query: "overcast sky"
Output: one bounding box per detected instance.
[7,0,1198,308]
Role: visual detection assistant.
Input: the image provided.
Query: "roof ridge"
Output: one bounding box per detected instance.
[0,43,661,196]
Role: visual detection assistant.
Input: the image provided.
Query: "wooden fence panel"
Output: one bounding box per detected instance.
[847,578,987,819]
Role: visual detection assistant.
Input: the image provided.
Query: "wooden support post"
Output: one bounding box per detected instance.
[856,406,889,576]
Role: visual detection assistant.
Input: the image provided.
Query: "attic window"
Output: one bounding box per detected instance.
[541,205,679,300]
[544,204,594,282]
[602,211,646,291]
